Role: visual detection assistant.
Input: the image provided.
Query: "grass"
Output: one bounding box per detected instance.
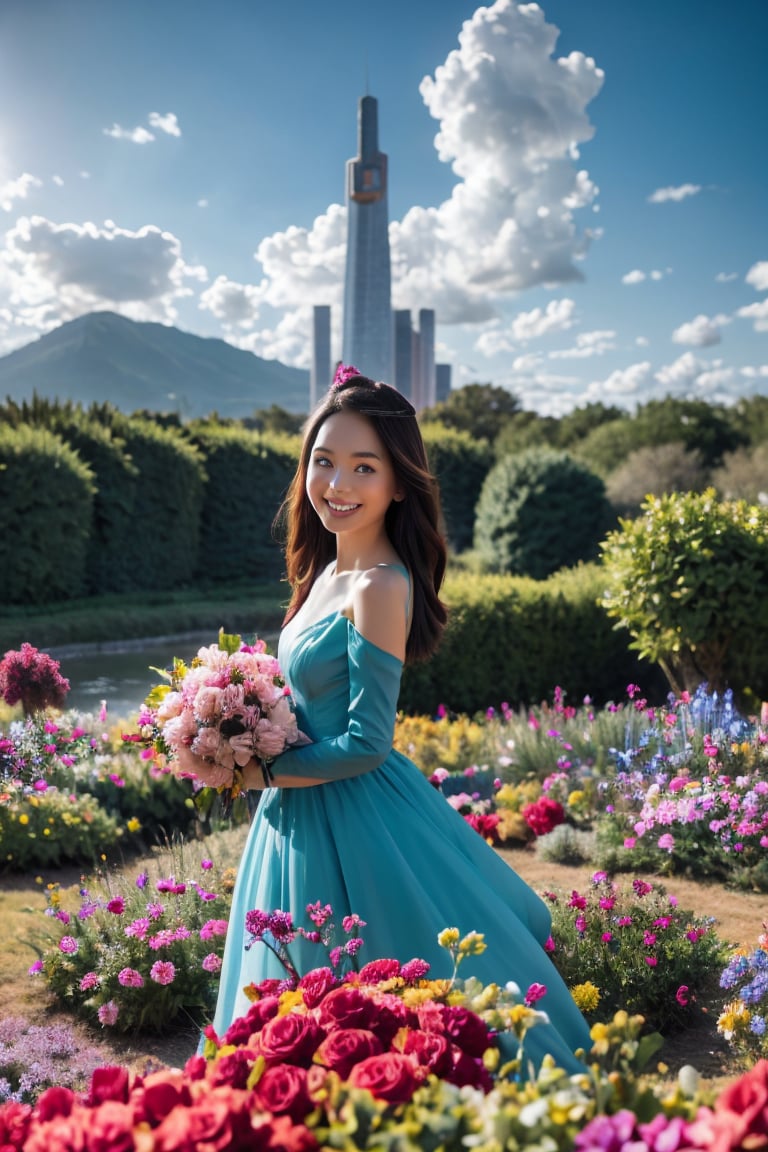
[0,580,288,651]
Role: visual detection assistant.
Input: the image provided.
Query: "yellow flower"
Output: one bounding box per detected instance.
[567,790,585,808]
[43,828,51,836]
[589,1021,610,1054]
[19,813,29,825]
[437,927,460,949]
[126,817,141,833]
[277,988,306,1015]
[571,982,601,1013]
[717,1000,751,1039]
[458,931,486,957]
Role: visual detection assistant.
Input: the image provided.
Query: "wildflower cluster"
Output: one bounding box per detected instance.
[30,852,235,1032]
[0,644,69,716]
[429,766,503,843]
[0,1017,106,1105]
[546,873,729,1032]
[0,711,101,793]
[717,925,768,1064]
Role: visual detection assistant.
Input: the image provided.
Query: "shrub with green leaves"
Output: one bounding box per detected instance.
[473,448,613,578]
[600,488,768,704]
[0,789,125,871]
[33,849,234,1032]
[546,875,729,1034]
[421,425,493,553]
[0,423,94,604]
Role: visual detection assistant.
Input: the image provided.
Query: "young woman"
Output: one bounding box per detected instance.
[211,368,591,1073]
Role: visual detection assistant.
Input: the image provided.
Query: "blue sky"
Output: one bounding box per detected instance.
[0,0,766,414]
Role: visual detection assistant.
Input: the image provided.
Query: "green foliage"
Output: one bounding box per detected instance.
[600,488,768,702]
[547,878,729,1033]
[492,410,561,458]
[421,425,493,553]
[400,565,664,715]
[421,383,522,443]
[556,403,626,449]
[0,789,124,871]
[473,449,613,578]
[0,423,94,604]
[188,423,298,580]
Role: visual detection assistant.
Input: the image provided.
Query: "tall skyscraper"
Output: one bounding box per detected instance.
[393,309,413,401]
[342,95,393,383]
[310,305,331,409]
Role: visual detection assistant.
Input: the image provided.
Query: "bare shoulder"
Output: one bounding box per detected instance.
[349,565,409,661]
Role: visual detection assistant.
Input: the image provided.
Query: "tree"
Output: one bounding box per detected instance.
[474,449,613,579]
[421,383,521,443]
[712,443,768,504]
[600,488,768,707]
[605,442,709,517]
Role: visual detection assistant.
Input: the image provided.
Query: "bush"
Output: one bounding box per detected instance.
[400,566,665,715]
[421,425,493,553]
[600,488,768,705]
[0,790,124,871]
[712,441,768,503]
[188,423,298,581]
[0,424,94,604]
[605,441,709,517]
[546,876,729,1033]
[473,449,613,578]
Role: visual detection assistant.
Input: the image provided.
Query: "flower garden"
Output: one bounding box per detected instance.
[2,643,768,1149]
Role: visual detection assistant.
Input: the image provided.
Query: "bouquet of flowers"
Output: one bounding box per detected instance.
[133,630,303,800]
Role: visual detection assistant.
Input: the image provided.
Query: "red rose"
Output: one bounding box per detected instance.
[356,958,401,985]
[253,1064,311,1122]
[0,1101,32,1149]
[314,1028,383,1079]
[257,1012,324,1066]
[314,986,374,1032]
[22,1110,88,1152]
[299,967,338,1008]
[361,991,411,1046]
[224,995,280,1046]
[183,1054,208,1081]
[439,1005,493,1058]
[522,797,565,837]
[84,1101,135,1152]
[347,1052,420,1104]
[133,1069,191,1126]
[252,1114,319,1151]
[153,1087,251,1152]
[87,1065,131,1106]
[211,1047,257,1089]
[399,1029,451,1076]
[35,1086,75,1122]
[445,1045,494,1092]
[715,1059,768,1148]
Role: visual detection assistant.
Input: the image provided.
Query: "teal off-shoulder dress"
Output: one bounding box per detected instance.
[210,572,591,1073]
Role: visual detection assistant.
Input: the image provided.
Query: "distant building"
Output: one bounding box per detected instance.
[392,308,435,411]
[310,305,331,409]
[436,362,452,403]
[341,95,393,383]
[393,309,413,400]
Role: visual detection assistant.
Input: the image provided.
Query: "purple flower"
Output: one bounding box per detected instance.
[28,959,44,976]
[118,967,144,988]
[150,960,176,985]
[97,1000,119,1026]
[135,871,149,889]
[59,936,78,954]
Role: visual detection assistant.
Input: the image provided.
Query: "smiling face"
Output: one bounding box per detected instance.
[306,410,403,549]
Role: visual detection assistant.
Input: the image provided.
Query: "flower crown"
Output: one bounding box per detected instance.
[331,363,364,390]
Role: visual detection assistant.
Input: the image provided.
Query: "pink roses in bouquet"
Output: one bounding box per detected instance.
[133,631,302,793]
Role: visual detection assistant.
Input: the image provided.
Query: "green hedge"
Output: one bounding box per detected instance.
[421,425,493,554]
[189,424,298,581]
[0,423,95,604]
[400,564,666,715]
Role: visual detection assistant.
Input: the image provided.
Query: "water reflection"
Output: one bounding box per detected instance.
[51,633,279,720]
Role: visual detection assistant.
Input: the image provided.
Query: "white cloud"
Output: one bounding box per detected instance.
[741,365,768,379]
[654,351,707,391]
[103,123,155,144]
[511,298,576,341]
[148,111,181,137]
[715,271,738,283]
[622,269,646,285]
[0,172,42,212]
[597,361,653,400]
[647,183,701,204]
[247,0,604,353]
[736,298,768,332]
[52,175,64,187]
[1,215,207,333]
[197,198,209,208]
[548,329,615,358]
[199,275,266,328]
[672,313,728,347]
[746,261,768,292]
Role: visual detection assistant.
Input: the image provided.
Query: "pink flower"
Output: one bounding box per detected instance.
[525,982,547,1005]
[106,897,125,915]
[202,953,222,973]
[150,960,176,985]
[118,967,144,987]
[644,956,658,967]
[97,1000,119,1026]
[59,936,78,954]
[400,958,431,981]
[79,972,100,990]
[657,832,675,852]
[676,985,690,1006]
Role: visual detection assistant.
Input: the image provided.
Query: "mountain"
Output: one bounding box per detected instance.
[0,312,310,417]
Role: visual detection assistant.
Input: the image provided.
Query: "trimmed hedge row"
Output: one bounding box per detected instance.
[400,563,666,715]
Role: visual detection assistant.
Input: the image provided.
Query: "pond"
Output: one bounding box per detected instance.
[50,632,279,720]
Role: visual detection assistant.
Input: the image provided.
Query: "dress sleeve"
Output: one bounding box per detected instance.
[272,622,402,782]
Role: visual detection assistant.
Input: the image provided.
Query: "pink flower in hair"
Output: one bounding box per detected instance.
[332,363,362,389]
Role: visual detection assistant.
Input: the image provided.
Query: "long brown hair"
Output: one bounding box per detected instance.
[276,373,447,662]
